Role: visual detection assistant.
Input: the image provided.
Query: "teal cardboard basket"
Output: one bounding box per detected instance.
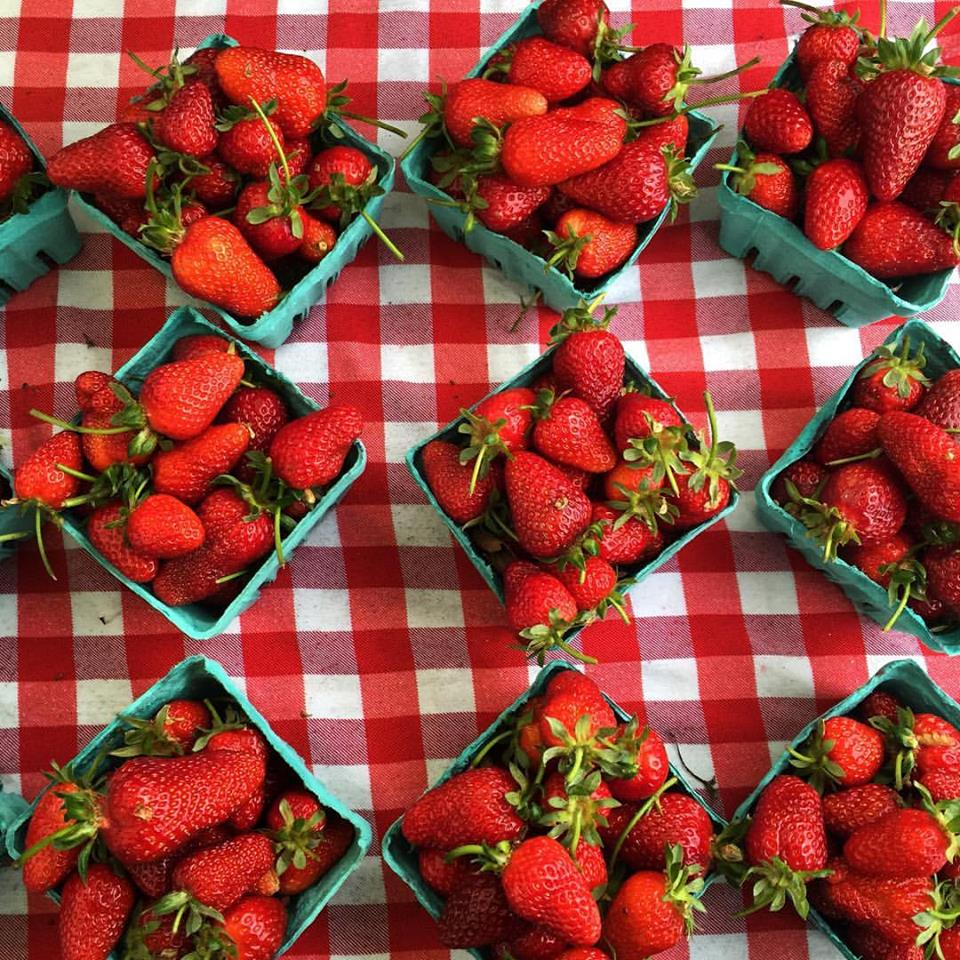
[0,102,82,305]
[4,654,373,956]
[52,306,365,639]
[717,55,957,327]
[0,464,33,561]
[406,345,740,655]
[73,33,396,348]
[755,318,960,654]
[382,660,727,959]
[729,658,958,960]
[400,1,720,313]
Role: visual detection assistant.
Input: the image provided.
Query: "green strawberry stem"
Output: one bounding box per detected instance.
[608,776,678,872]
[29,408,129,436]
[884,583,912,633]
[606,590,630,625]
[361,210,404,261]
[926,6,959,46]
[879,0,887,39]
[824,448,882,467]
[510,289,541,333]
[249,96,292,184]
[685,89,766,111]
[399,124,429,161]
[274,508,285,567]
[555,637,597,665]
[692,56,761,85]
[0,530,29,542]
[34,507,55,581]
[338,109,408,138]
[54,462,97,483]
[469,729,513,768]
[215,569,248,586]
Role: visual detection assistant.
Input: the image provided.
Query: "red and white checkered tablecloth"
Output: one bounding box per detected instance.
[6,1,960,957]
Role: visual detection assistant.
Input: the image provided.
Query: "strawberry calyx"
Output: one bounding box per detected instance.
[110,702,191,759]
[915,879,960,955]
[780,0,862,30]
[859,10,960,79]
[622,418,690,497]
[401,83,451,161]
[787,720,846,792]
[710,818,750,886]
[121,906,175,960]
[308,168,383,229]
[323,78,409,138]
[606,478,677,534]
[739,854,832,919]
[663,145,698,220]
[264,796,327,877]
[502,760,543,825]
[593,18,637,79]
[0,170,48,220]
[458,407,513,495]
[138,163,199,255]
[190,699,250,752]
[548,298,616,344]
[791,485,860,562]
[538,768,620,855]
[127,48,198,112]
[544,225,592,278]
[936,198,960,256]
[547,521,607,577]
[914,782,960,862]
[715,140,785,196]
[519,609,596,666]
[678,392,742,508]
[878,552,928,632]
[215,98,278,134]
[151,889,225,938]
[541,712,626,784]
[869,706,919,789]
[445,839,515,873]
[859,336,931,399]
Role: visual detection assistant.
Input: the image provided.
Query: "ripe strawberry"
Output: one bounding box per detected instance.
[878,412,960,522]
[556,951,610,960]
[151,422,251,504]
[123,906,187,959]
[171,334,231,362]
[81,411,147,473]
[59,864,135,960]
[199,894,287,960]
[854,340,929,413]
[443,78,548,148]
[608,724,668,802]
[559,140,695,224]
[438,871,527,948]
[422,439,497,524]
[613,393,682,453]
[75,371,114,411]
[537,0,611,58]
[547,208,636,279]
[844,807,950,878]
[172,217,281,318]
[744,89,814,154]
[844,531,914,589]
[592,502,664,564]
[47,123,154,199]
[917,369,960,430]
[307,145,375,223]
[461,387,536,488]
[466,173,550,233]
[806,58,863,157]
[719,144,799,219]
[822,783,901,839]
[794,9,861,80]
[902,167,952,213]
[772,459,827,507]
[506,562,578,632]
[918,768,960,802]
[502,115,623,189]
[556,555,620,613]
[0,120,33,213]
[495,926,569,960]
[154,80,217,157]
[264,788,325,894]
[539,679,615,749]
[269,405,363,490]
[219,385,289,472]
[217,111,285,177]
[299,211,337,262]
[844,926,923,960]
[602,847,704,958]
[114,699,213,758]
[402,766,524,849]
[813,407,880,465]
[88,501,159,583]
[791,716,886,789]
[191,156,239,209]
[925,83,960,169]
[234,177,307,261]
[804,158,869,250]
[530,391,617,473]
[126,493,206,559]
[505,451,592,558]
[270,810,353,894]
[551,97,628,140]
[494,36,591,102]
[859,689,902,725]
[13,430,83,509]
[418,848,476,896]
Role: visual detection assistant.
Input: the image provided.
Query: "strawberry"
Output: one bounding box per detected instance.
[530,390,616,473]
[558,141,695,224]
[539,677,615,749]
[592,502,664,564]
[493,36,592,103]
[609,725,668,802]
[402,766,524,849]
[540,771,616,853]
[13,430,82,510]
[613,393,682,454]
[442,78,548,148]
[806,58,863,157]
[844,807,951,878]
[804,158,869,250]
[459,387,536,493]
[718,143,799,219]
[602,460,663,502]
[572,837,607,892]
[917,369,960,430]
[274,811,353,894]
[126,493,206,559]
[123,906,188,958]
[154,79,217,157]
[813,407,880,465]
[0,120,34,215]
[505,562,578,635]
[547,208,636,279]
[196,487,274,564]
[285,137,312,176]
[88,500,159,583]
[602,846,705,958]
[502,115,623,189]
[219,385,289,474]
[844,927,923,960]
[790,716,886,790]
[191,156,239,209]
[81,411,148,473]
[926,83,960,170]
[418,848,476,896]
[793,8,861,81]
[113,699,213,758]
[264,788,326,894]
[462,173,550,234]
[551,97,628,140]
[556,555,621,613]
[216,110,286,178]
[859,689,903,725]
[422,439,498,524]
[878,411,960,522]
[505,451,592,558]
[171,217,281,318]
[151,422,251,504]
[438,871,527,948]
[744,89,814,155]
[844,530,915,589]
[171,334,231,362]
[927,547,960,616]
[307,145,376,224]
[268,405,363,491]
[858,18,954,200]
[75,371,114,411]
[191,894,287,960]
[495,926,569,960]
[771,459,827,506]
[102,749,265,863]
[47,123,155,199]
[59,864,135,960]
[299,211,337,262]
[902,167,952,213]
[234,176,307,261]
[556,951,610,960]
[919,768,960,802]
[822,783,901,839]
[537,0,611,58]
[854,339,929,414]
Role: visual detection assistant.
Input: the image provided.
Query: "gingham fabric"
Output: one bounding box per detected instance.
[4,0,960,957]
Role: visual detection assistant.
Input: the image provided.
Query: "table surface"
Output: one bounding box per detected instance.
[4,0,960,957]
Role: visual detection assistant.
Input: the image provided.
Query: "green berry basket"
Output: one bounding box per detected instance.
[382,660,728,959]
[406,344,740,661]
[717,54,959,327]
[3,654,373,956]
[25,306,365,640]
[400,1,720,313]
[729,657,960,960]
[71,33,396,349]
[0,102,82,305]
[754,317,960,654]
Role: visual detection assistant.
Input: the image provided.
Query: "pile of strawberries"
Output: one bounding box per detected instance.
[726,2,960,281]
[771,336,960,634]
[42,44,401,319]
[414,0,755,283]
[16,695,354,960]
[720,686,960,959]
[420,302,740,662]
[399,669,717,959]
[0,116,44,223]
[0,330,362,608]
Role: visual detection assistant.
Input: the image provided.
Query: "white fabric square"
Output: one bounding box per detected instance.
[54,343,112,389]
[71,591,125,637]
[294,589,352,632]
[692,258,747,301]
[384,421,434,465]
[379,264,431,305]
[312,763,371,810]
[275,341,329,386]
[700,331,757,371]
[417,668,476,715]
[805,326,865,368]
[405,589,464,628]
[641,658,700,701]
[76,678,133,726]
[714,408,764,451]
[486,343,539,385]
[626,572,686,618]
[378,48,428,83]
[58,270,113,310]
[67,52,120,89]
[380,343,435,383]
[303,673,364,720]
[0,682,17,728]
[391,504,452,548]
[737,572,799,615]
[755,656,815,699]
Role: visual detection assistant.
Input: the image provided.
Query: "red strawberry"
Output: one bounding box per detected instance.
[126,493,206,559]
[13,430,83,510]
[495,926,569,960]
[632,114,689,159]
[285,137,312,177]
[418,848,476,896]
[213,895,287,960]
[151,422,251,504]
[438,871,527,948]
[592,503,664,565]
[918,768,960,802]
[925,82,960,170]
[806,58,863,156]
[306,145,375,224]
[551,97,628,140]
[844,926,923,960]
[59,864,135,960]
[902,167,952,213]
[547,208,636,279]
[265,788,325,894]
[537,0,611,58]
[460,387,536,487]
[234,177,306,261]
[443,78,548,148]
[720,144,799,219]
[154,80,217,157]
[191,156,239,209]
[844,807,950,878]
[921,546,960,617]
[539,678,615,748]
[844,531,914,589]
[0,119,32,208]
[791,716,886,789]
[859,689,902,725]
[402,766,524,849]
[81,411,148,473]
[559,140,695,224]
[551,305,624,421]
[556,555,620,613]
[556,951,610,960]
[794,9,861,81]
[268,405,363,491]
[217,112,285,178]
[917,369,960,429]
[75,371,114,411]
[467,174,550,233]
[299,211,337,262]
[572,838,606,893]
[855,340,929,413]
[822,783,901,839]
[422,439,497,524]
[771,459,827,506]
[272,811,353,894]
[878,411,960,521]
[172,217,281,318]
[124,906,187,958]
[88,501,159,583]
[495,36,591,103]
[115,699,213,758]
[505,562,578,632]
[814,408,881,465]
[610,791,714,872]
[505,451,592,558]
[47,123,154,199]
[744,89,813,154]
[171,334,231,362]
[530,391,617,473]
[609,725,669,802]
[804,158,869,250]
[219,385,289,474]
[613,393,682,454]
